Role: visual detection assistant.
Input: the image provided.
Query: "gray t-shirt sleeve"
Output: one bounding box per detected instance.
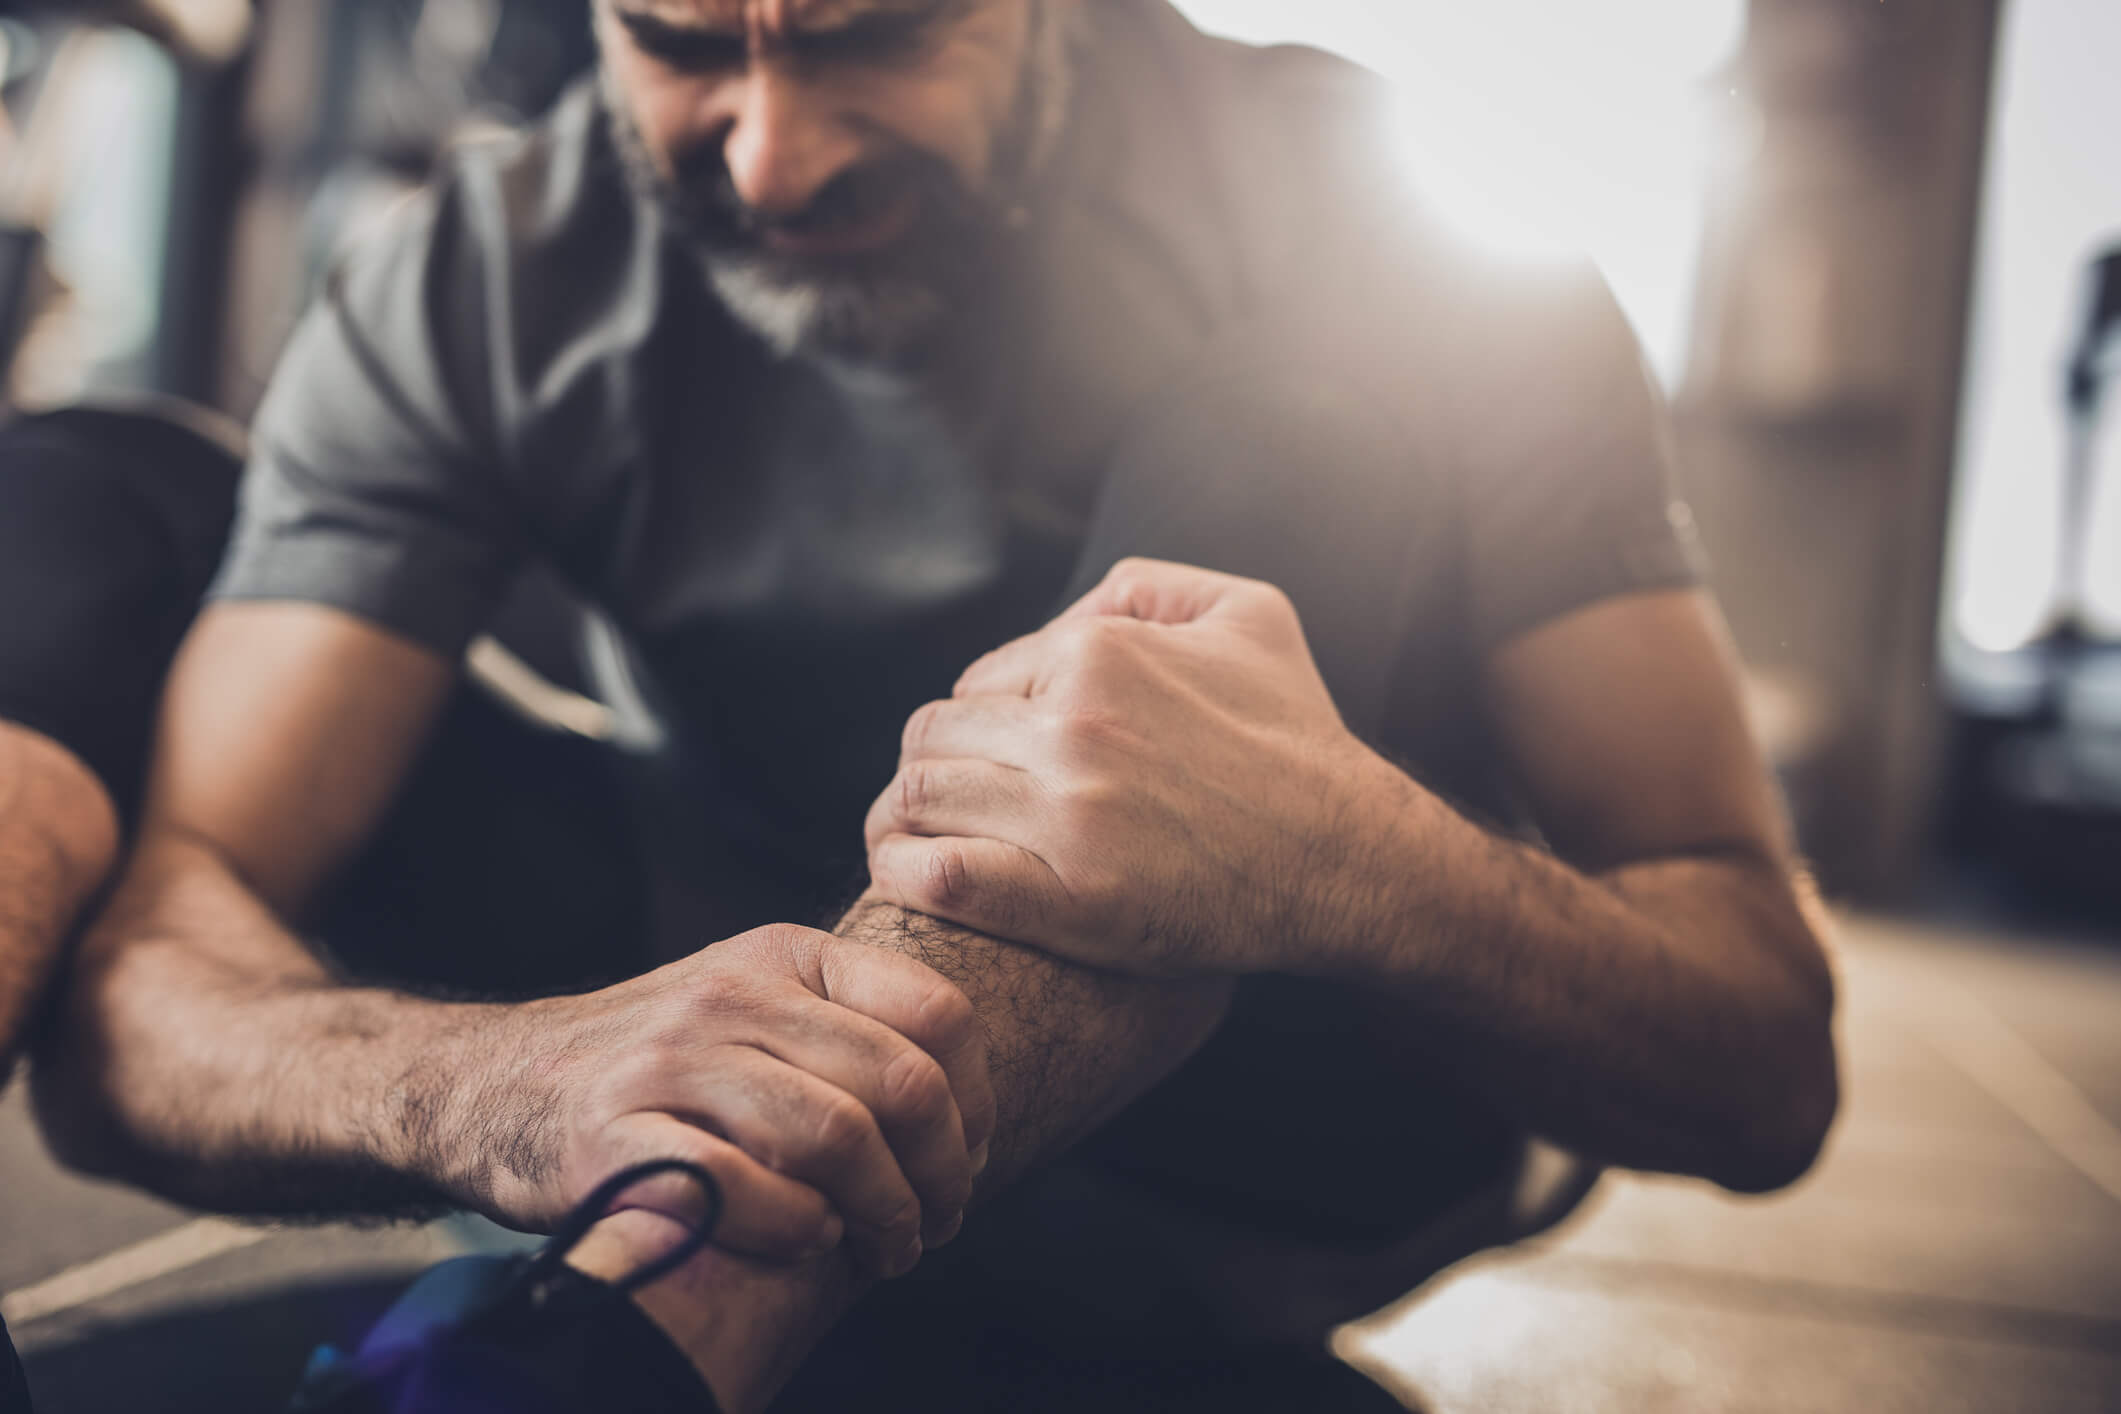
[210,187,522,659]
[1450,260,1705,651]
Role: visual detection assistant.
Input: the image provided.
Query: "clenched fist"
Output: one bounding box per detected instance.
[865,559,1394,977]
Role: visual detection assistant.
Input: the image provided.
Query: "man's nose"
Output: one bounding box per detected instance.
[721,69,864,218]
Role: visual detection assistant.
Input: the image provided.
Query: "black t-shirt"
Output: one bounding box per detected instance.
[213,0,1701,1236]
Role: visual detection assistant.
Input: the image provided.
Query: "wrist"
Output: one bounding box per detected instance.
[371,992,532,1209]
[1281,740,1436,979]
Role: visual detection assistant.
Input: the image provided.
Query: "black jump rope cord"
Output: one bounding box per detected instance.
[523,1158,726,1296]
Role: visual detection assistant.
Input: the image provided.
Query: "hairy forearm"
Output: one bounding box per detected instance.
[836,895,1231,1191]
[33,830,485,1217]
[38,836,1228,1234]
[0,725,119,1079]
[1324,770,1837,1191]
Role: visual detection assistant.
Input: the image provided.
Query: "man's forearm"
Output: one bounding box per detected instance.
[0,724,119,1079]
[1318,767,1837,1190]
[836,895,1230,1191]
[33,830,485,1217]
[39,843,1228,1231]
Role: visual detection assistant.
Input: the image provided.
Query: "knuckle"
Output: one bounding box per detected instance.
[901,699,947,759]
[913,841,974,912]
[750,922,825,963]
[1057,704,1129,757]
[877,1045,952,1124]
[894,760,938,822]
[1059,617,1108,665]
[1239,577,1300,630]
[722,926,830,999]
[911,979,978,1051]
[1106,557,1156,596]
[1063,772,1122,818]
[809,1093,876,1163]
[951,655,987,696]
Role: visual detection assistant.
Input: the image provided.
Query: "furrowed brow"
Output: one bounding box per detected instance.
[792,0,967,57]
[612,4,748,66]
[611,0,969,63]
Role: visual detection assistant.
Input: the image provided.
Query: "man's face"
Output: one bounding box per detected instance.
[598,0,1061,365]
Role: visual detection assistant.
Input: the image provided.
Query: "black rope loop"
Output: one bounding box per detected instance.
[524,1158,726,1296]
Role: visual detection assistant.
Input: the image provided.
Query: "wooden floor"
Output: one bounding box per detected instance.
[6,911,2120,1412]
[1341,913,2121,1413]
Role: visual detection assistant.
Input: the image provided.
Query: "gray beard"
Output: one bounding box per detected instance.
[599,4,1077,368]
[700,251,952,367]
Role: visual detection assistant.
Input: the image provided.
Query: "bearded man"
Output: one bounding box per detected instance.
[26,1,1838,1409]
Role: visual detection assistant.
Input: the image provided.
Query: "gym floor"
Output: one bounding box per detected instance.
[5,910,2119,1412]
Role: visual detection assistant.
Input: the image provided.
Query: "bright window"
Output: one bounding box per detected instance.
[1169,0,1746,388]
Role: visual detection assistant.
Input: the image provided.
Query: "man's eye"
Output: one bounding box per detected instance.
[622,17,747,71]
